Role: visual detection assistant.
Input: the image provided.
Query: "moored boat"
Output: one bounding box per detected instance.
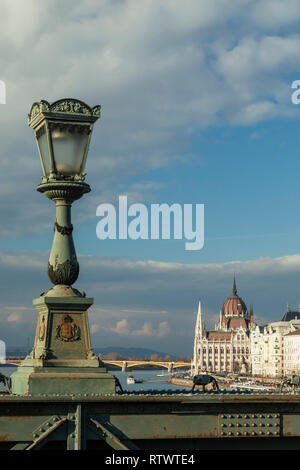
[127,375,144,384]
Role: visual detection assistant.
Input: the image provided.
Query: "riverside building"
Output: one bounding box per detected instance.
[192,282,300,378]
[192,279,254,375]
[283,330,300,375]
[250,306,300,378]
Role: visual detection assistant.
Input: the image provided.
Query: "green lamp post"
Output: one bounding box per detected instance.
[11,98,116,395]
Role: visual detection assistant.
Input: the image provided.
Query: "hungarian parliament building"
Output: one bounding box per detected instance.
[191,278,300,378]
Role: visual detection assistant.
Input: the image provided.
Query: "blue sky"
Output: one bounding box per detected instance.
[2,117,300,264]
[1,0,300,354]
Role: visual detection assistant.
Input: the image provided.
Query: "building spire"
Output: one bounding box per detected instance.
[196,299,203,337]
[192,299,205,373]
[232,274,237,296]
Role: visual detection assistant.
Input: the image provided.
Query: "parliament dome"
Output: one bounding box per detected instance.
[221,277,248,318]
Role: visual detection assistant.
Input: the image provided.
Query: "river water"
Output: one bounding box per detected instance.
[0,367,191,393]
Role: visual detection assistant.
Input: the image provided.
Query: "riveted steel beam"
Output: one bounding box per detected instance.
[26,416,67,450]
[67,403,86,450]
[218,413,280,438]
[1,392,300,449]
[89,417,140,450]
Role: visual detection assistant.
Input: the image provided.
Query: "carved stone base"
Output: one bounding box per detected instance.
[11,290,116,396]
[11,366,116,396]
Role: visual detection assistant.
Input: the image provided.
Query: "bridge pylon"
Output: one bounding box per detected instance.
[122,361,127,372]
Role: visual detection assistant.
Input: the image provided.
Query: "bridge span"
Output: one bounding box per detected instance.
[101,360,191,372]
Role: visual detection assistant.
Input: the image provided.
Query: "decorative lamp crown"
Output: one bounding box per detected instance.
[28,98,100,182]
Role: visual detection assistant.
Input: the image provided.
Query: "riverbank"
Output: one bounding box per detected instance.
[169,377,234,391]
[168,377,193,388]
[168,376,281,391]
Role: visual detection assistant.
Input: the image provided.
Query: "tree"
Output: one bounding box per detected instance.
[102,352,124,361]
[150,353,161,362]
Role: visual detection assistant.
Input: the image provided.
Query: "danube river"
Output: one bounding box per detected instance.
[0,367,190,392]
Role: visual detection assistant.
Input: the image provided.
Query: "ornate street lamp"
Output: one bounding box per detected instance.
[31,98,99,287]
[11,99,115,395]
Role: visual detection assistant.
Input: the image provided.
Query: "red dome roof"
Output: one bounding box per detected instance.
[222,278,248,318]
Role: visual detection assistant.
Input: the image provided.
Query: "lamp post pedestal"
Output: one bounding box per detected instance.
[11,286,116,395]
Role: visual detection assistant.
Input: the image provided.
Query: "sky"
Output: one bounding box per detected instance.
[1,0,300,355]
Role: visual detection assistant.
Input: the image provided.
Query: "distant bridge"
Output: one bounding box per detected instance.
[5,359,191,373]
[100,360,191,372]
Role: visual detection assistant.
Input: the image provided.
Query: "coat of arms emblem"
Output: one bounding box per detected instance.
[56,314,81,342]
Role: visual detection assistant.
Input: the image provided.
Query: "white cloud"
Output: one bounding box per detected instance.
[109,318,169,337]
[1,2,300,353]
[250,0,300,29]
[90,324,100,334]
[0,249,300,353]
[0,1,300,235]
[157,321,169,337]
[0,305,34,326]
[232,101,279,125]
[6,313,22,324]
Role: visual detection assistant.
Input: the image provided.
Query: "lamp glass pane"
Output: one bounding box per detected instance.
[37,131,51,176]
[51,127,88,176]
